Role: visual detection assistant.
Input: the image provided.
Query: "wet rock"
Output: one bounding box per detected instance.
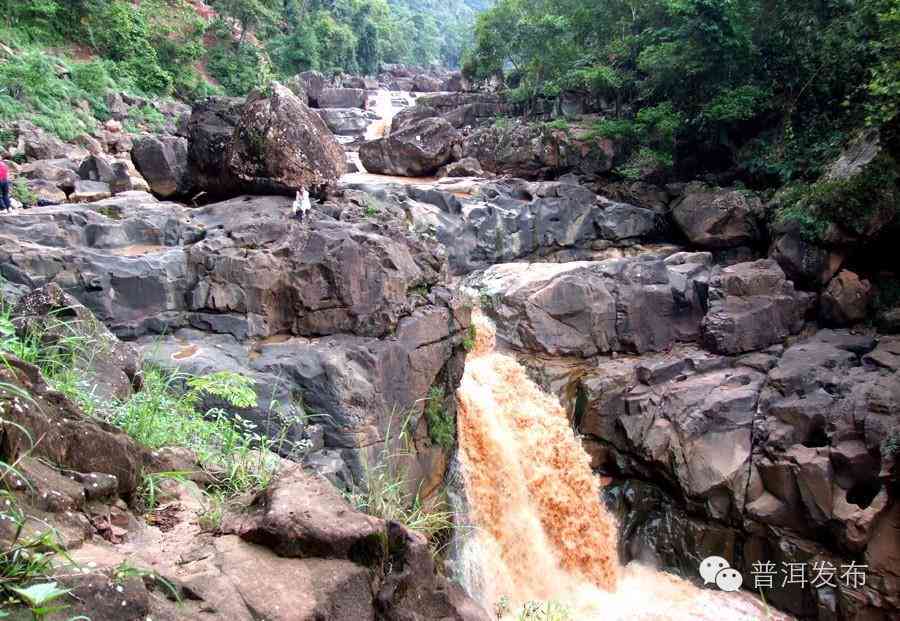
[360,117,461,177]
[131,134,189,198]
[317,87,367,109]
[671,184,764,248]
[700,259,812,354]
[227,82,346,194]
[820,270,872,326]
[377,522,491,621]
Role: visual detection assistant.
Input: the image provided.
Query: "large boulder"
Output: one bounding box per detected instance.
[463,121,616,179]
[316,108,370,136]
[820,270,872,326]
[700,259,812,355]
[131,134,189,198]
[224,466,383,560]
[186,95,245,194]
[671,184,764,249]
[360,117,460,177]
[317,87,367,109]
[467,252,711,357]
[390,104,439,134]
[226,82,346,195]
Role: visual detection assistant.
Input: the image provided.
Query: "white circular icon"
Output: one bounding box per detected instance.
[715,568,744,592]
[699,556,731,585]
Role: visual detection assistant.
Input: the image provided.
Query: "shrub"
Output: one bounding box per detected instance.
[424,386,455,450]
[69,60,112,96]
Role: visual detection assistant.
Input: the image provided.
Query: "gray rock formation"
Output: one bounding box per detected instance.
[467,251,711,357]
[360,117,460,177]
[671,183,764,249]
[700,259,813,355]
[227,83,346,195]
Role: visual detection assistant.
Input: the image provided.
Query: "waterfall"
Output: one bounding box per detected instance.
[453,312,789,621]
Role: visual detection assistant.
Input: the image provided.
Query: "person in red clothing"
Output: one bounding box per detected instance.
[0,160,11,212]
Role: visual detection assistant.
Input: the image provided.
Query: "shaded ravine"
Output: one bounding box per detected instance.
[454,312,791,621]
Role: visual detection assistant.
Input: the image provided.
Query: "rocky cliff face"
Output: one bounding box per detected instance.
[0,188,470,488]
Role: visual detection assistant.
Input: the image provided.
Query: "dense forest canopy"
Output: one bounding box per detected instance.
[463,0,900,186]
[0,0,491,103]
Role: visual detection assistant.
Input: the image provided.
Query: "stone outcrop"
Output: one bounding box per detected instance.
[700,259,812,355]
[671,183,765,249]
[227,83,346,194]
[0,355,148,495]
[360,117,460,177]
[0,190,470,484]
[346,178,673,276]
[539,329,900,621]
[467,252,711,357]
[463,121,617,179]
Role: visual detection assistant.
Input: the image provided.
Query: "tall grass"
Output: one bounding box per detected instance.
[0,301,289,511]
[345,410,455,551]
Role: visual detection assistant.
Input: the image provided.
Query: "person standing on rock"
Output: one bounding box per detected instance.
[0,160,11,212]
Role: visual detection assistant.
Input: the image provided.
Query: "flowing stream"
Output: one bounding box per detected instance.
[454,312,788,621]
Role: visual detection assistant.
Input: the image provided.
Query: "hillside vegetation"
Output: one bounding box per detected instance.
[0,0,489,141]
[464,0,899,188]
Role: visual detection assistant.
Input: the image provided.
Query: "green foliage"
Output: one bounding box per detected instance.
[207,39,273,96]
[883,426,900,459]
[346,412,454,545]
[514,600,572,621]
[9,582,71,620]
[775,153,900,241]
[11,179,37,208]
[466,0,899,186]
[462,323,477,352]
[124,105,167,134]
[424,386,455,450]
